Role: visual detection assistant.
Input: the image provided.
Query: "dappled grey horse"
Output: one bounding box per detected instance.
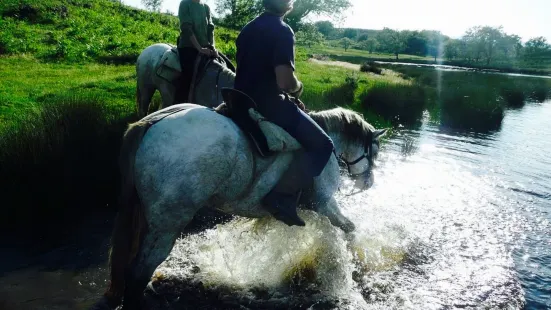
[92,103,388,309]
[135,43,235,117]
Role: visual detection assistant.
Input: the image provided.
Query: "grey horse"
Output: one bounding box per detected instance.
[135,43,235,118]
[91,103,388,309]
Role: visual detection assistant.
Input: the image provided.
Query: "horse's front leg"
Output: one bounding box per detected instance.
[316,196,356,233]
[306,156,355,233]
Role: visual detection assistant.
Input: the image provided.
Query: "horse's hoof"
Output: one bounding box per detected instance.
[342,220,356,233]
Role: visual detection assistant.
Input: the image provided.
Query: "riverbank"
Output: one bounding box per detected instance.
[306,47,551,77]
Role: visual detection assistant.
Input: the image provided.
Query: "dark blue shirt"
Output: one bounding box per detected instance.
[234,13,295,111]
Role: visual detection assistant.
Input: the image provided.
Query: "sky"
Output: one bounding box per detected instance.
[123,0,551,42]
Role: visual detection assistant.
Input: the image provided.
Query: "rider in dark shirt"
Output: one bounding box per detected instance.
[234,0,334,226]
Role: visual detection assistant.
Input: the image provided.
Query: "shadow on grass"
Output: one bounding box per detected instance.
[0,93,137,237]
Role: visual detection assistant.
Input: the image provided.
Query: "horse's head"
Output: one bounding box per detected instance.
[341,127,388,190]
[310,108,389,191]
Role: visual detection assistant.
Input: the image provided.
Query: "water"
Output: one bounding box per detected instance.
[144,99,551,309]
[1,102,550,309]
[373,61,551,79]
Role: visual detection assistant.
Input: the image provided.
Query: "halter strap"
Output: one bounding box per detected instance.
[340,131,377,177]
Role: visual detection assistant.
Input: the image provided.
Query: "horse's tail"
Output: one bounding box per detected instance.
[103,120,151,307]
[135,84,141,116]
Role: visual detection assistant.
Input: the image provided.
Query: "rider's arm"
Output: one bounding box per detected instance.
[179,1,207,52]
[206,5,215,48]
[275,65,302,95]
[273,27,303,96]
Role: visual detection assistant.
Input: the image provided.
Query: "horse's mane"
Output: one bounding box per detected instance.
[309,107,375,145]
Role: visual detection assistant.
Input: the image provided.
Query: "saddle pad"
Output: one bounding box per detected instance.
[156,48,181,82]
[248,108,302,152]
[141,104,191,125]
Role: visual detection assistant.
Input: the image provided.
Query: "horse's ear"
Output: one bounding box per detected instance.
[373,128,389,139]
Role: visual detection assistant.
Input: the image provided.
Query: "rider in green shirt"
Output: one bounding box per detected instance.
[177,0,218,102]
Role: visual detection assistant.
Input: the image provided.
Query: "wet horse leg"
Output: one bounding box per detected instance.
[122,204,199,309]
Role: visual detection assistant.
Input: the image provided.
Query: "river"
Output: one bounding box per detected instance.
[0,94,550,309]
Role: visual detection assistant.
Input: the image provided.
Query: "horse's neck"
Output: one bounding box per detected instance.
[327,134,347,156]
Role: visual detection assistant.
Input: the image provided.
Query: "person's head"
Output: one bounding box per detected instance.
[263,0,294,16]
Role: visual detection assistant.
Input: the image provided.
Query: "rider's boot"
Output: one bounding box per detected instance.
[262,152,312,227]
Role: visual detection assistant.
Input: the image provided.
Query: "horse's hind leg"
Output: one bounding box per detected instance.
[136,81,155,118]
[122,227,179,309]
[158,79,177,108]
[121,202,199,309]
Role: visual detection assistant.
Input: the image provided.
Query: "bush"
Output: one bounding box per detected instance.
[361,82,426,125]
[527,85,550,102]
[439,84,505,131]
[360,61,382,75]
[324,74,359,106]
[500,88,525,108]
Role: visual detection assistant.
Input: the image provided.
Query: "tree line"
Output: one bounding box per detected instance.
[310,22,551,66]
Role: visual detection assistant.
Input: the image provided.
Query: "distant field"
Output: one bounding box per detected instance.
[307,46,434,62]
[302,45,551,75]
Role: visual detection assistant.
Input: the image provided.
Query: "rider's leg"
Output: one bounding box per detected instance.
[177,47,198,103]
[261,98,334,226]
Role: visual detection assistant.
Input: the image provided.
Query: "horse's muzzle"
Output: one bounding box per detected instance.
[353,170,374,191]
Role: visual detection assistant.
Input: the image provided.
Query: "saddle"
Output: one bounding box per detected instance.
[218,88,302,157]
[156,46,236,103]
[156,46,235,82]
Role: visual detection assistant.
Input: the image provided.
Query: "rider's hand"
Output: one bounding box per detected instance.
[294,98,307,112]
[289,82,304,99]
[199,47,213,57]
[211,49,219,58]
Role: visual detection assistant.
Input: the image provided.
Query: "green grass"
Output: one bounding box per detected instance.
[0,56,135,122]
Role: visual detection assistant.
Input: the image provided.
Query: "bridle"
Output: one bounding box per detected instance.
[339,131,377,179]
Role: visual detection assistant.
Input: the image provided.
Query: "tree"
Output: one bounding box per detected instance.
[524,36,551,61]
[404,30,428,56]
[342,28,357,39]
[284,0,352,30]
[357,34,369,42]
[216,0,262,30]
[314,20,335,38]
[423,30,446,62]
[340,37,353,51]
[357,38,378,54]
[296,23,324,48]
[365,37,378,54]
[142,0,163,12]
[461,26,506,65]
[444,39,461,60]
[376,28,406,59]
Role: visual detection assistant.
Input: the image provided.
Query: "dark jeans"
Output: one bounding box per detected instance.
[259,96,334,178]
[177,47,199,103]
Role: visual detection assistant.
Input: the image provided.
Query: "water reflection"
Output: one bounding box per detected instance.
[0,100,550,309]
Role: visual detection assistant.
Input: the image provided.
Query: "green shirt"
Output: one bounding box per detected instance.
[178,0,214,48]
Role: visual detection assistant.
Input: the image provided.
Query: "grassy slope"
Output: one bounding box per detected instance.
[0,56,135,121]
